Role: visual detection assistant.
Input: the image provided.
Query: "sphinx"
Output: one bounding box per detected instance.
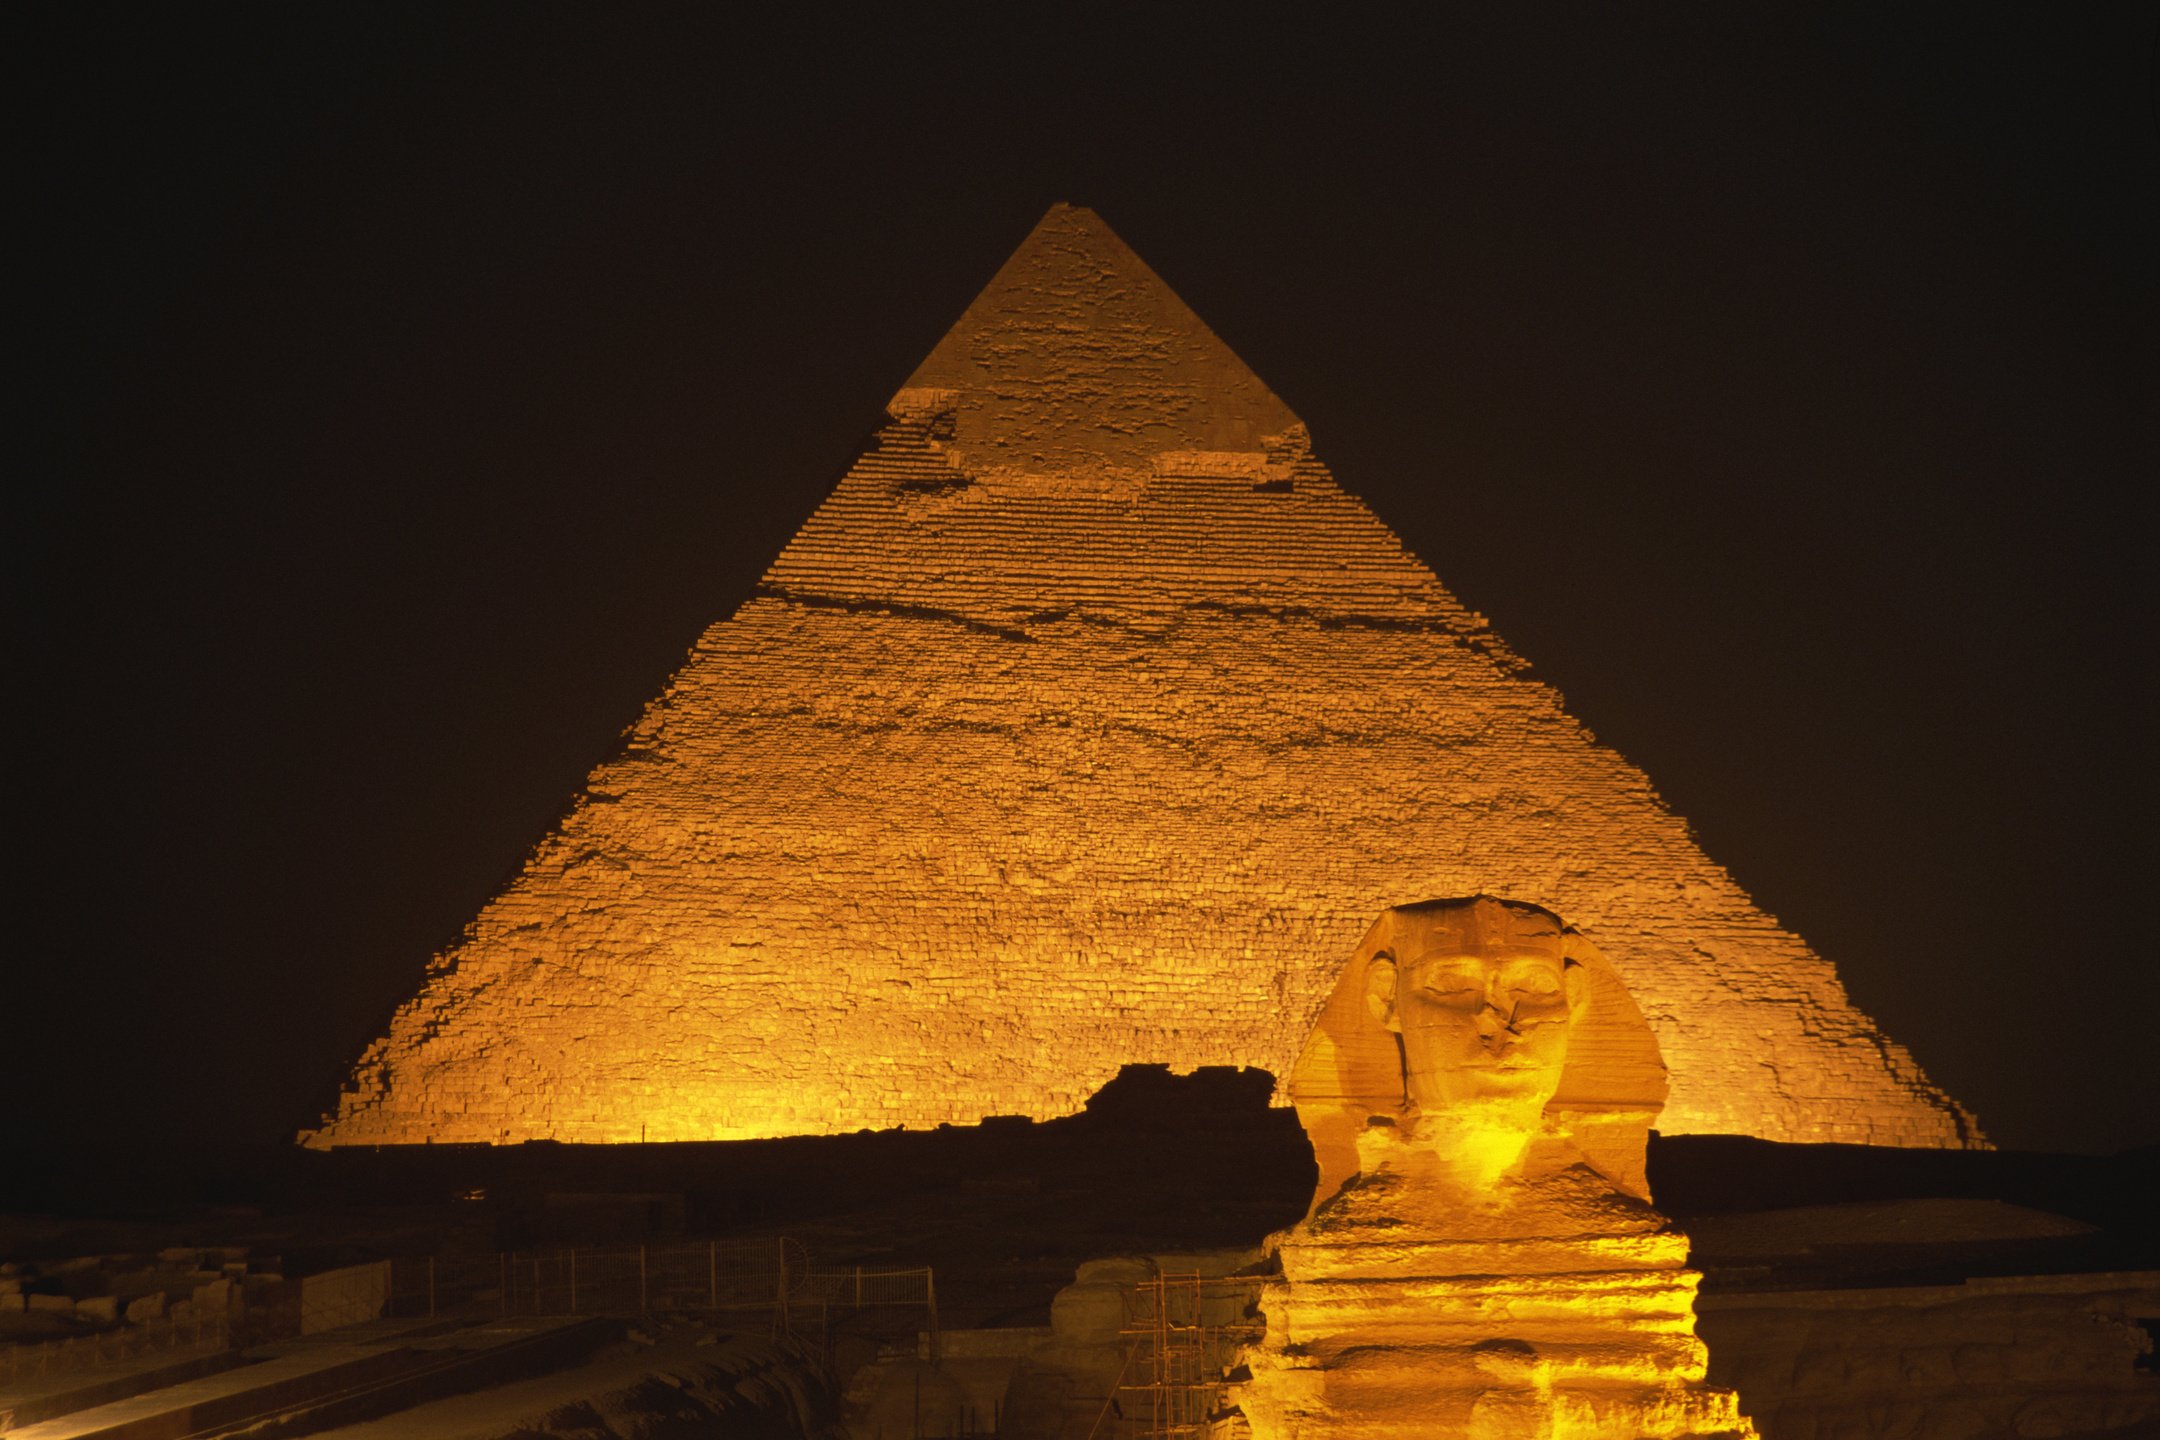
[1234,897,1757,1440]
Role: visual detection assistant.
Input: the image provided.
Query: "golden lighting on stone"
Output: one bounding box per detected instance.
[1234,897,1758,1439]
[301,207,1974,1153]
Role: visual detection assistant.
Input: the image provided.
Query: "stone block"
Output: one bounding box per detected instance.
[1048,1282,1127,1346]
[74,1295,120,1323]
[1072,1257,1152,1287]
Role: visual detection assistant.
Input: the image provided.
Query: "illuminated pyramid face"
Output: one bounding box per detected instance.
[306,206,1973,1149]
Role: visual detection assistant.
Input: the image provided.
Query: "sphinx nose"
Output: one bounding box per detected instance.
[1475,993,1522,1039]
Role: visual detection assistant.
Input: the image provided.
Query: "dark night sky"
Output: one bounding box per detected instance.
[14,7,2156,1173]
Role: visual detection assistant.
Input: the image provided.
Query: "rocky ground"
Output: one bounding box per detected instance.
[6,1070,2154,1437]
[306,1322,838,1440]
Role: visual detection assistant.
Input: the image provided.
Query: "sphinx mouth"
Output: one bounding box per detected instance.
[1462,1062,1545,1080]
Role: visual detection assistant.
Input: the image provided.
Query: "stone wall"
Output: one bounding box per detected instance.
[1700,1272,2160,1439]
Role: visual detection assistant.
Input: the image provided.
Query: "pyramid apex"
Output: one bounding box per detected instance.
[896,207,1302,472]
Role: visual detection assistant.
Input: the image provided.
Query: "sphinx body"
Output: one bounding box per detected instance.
[1235,898,1757,1440]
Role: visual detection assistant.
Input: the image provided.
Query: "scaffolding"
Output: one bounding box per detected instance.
[1097,1272,1262,1440]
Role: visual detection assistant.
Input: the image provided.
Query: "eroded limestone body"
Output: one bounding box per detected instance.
[304,206,1973,1151]
[1236,898,1757,1440]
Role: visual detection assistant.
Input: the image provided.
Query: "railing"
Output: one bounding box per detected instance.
[0,1265,390,1391]
[794,1262,940,1352]
[386,1240,936,1345]
[0,1311,227,1387]
[0,1241,930,1392]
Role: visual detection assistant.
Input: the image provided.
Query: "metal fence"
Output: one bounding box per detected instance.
[0,1310,228,1387]
[386,1239,936,1344]
[1,1241,930,1390]
[0,1270,391,1389]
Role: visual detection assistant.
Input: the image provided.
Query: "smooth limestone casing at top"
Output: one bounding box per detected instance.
[304,205,1979,1151]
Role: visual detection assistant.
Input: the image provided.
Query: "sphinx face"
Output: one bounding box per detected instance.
[1379,904,1577,1117]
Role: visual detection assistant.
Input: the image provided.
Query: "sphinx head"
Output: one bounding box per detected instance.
[1364,897,1584,1125]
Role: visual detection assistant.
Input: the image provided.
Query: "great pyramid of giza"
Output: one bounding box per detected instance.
[305,205,1977,1150]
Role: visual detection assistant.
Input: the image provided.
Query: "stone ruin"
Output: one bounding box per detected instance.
[304,205,1976,1152]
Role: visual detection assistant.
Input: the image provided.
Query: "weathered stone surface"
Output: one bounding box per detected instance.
[1000,1249,1271,1440]
[1236,897,1758,1439]
[304,205,1974,1152]
[1292,897,1670,1211]
[1698,1272,2160,1440]
[1052,1256,1152,1345]
[189,1277,232,1316]
[845,1357,976,1440]
[72,1295,119,1324]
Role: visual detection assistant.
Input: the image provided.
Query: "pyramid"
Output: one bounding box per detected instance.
[305,206,1977,1150]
